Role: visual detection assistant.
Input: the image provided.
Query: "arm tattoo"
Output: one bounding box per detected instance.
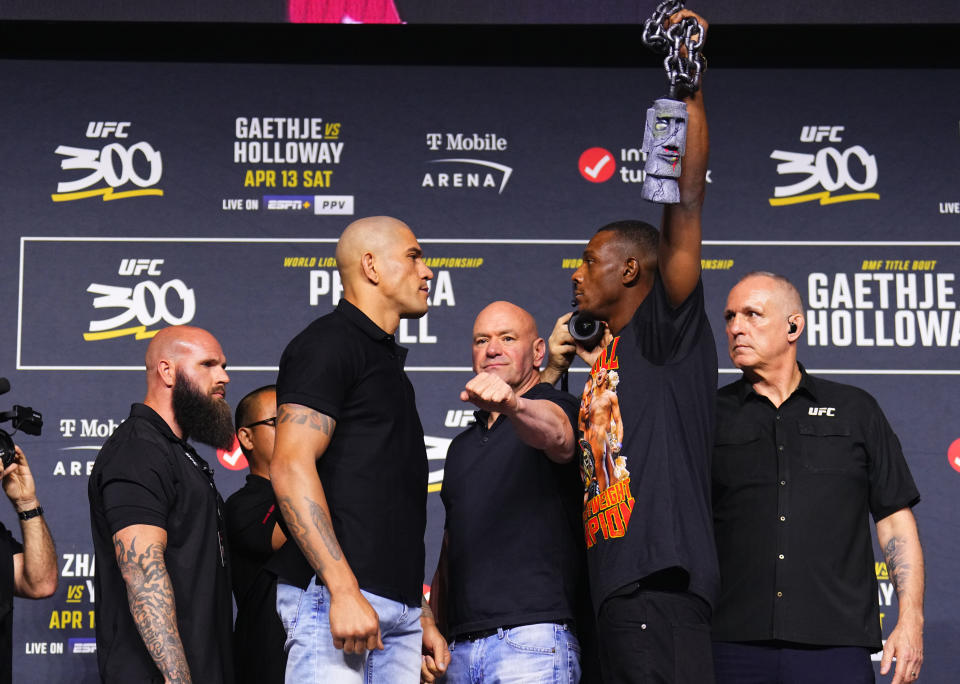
[306,496,343,561]
[277,495,330,572]
[883,535,912,598]
[113,536,192,684]
[278,405,335,435]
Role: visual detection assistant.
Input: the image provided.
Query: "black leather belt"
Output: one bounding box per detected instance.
[456,620,571,642]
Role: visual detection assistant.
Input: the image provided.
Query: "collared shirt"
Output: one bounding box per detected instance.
[712,365,920,649]
[441,382,583,637]
[88,403,234,683]
[274,299,427,607]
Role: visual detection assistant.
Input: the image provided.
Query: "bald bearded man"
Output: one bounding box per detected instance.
[89,325,235,683]
[270,216,447,683]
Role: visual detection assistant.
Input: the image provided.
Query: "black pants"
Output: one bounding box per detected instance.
[597,586,714,684]
[713,641,874,684]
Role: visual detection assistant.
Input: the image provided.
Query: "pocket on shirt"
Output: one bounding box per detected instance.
[797,420,857,474]
[713,424,766,483]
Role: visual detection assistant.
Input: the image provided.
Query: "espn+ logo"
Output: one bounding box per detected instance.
[52,122,164,202]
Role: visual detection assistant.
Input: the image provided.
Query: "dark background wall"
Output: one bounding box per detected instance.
[1,11,958,683]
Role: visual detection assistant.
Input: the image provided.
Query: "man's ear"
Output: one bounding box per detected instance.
[532,337,546,368]
[622,257,641,285]
[157,359,176,388]
[236,427,254,453]
[787,314,805,341]
[360,252,379,284]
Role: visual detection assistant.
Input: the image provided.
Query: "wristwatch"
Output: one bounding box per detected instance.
[18,506,43,521]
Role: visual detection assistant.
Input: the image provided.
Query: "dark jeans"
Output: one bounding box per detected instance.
[713,641,874,684]
[597,585,713,684]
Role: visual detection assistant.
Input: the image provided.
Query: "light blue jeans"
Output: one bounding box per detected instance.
[446,623,581,683]
[276,576,422,683]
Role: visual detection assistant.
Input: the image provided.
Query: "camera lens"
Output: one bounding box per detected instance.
[568,312,605,350]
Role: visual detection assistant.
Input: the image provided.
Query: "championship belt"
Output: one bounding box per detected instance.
[640,0,706,204]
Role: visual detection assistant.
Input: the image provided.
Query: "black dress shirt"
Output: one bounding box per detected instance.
[712,365,920,649]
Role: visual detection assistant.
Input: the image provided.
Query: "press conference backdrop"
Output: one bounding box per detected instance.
[1,55,958,682]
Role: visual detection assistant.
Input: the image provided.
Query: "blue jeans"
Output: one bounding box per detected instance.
[446,623,581,683]
[276,576,422,683]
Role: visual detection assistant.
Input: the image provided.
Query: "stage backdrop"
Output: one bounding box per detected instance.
[0,59,958,682]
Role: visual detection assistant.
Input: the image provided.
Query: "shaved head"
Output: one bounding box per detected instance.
[471,300,544,392]
[473,301,538,341]
[333,216,433,332]
[143,325,231,444]
[145,325,221,371]
[335,216,414,289]
[737,271,804,316]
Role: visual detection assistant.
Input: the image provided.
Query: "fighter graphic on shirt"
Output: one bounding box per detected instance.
[579,339,635,548]
[578,345,627,502]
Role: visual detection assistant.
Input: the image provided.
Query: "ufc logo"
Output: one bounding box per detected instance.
[86,121,131,138]
[808,407,836,417]
[800,125,844,143]
[118,258,163,276]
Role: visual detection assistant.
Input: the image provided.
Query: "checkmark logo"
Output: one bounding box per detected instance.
[217,437,249,471]
[949,439,960,474]
[579,147,616,183]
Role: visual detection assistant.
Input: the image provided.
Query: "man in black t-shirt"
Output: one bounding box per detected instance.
[270,216,448,683]
[543,11,717,683]
[427,301,583,683]
[0,445,58,684]
[89,325,235,683]
[224,384,286,684]
[713,272,925,684]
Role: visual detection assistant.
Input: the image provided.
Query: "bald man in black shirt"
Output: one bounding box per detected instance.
[714,272,924,684]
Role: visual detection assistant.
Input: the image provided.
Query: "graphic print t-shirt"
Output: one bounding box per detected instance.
[577,274,719,609]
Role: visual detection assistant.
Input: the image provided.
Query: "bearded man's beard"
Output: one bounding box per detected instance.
[172,373,235,450]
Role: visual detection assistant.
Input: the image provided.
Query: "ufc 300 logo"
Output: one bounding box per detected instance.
[84,259,196,342]
[52,122,164,202]
[769,126,879,207]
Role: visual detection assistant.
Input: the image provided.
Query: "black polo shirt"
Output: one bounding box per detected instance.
[88,403,234,684]
[441,382,583,637]
[712,365,920,649]
[0,523,22,684]
[225,474,280,604]
[224,474,286,684]
[274,299,427,607]
[580,274,719,611]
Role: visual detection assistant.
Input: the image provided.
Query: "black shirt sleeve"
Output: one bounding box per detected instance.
[276,321,356,421]
[862,393,921,521]
[632,272,708,365]
[98,434,174,534]
[225,486,279,555]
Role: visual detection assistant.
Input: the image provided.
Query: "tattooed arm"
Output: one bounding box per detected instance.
[876,507,925,684]
[269,402,382,655]
[113,524,191,684]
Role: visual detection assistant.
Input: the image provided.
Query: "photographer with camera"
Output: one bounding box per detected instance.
[0,443,58,684]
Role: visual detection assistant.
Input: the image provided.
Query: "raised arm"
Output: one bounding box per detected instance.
[113,523,191,684]
[4,446,57,598]
[461,374,575,463]
[269,402,382,654]
[658,10,709,307]
[876,507,924,684]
